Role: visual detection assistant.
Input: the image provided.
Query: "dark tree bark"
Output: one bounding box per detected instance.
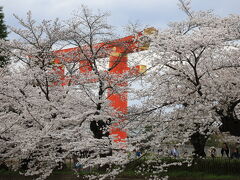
[190,132,208,158]
[218,113,240,136]
[90,120,109,139]
[89,79,111,139]
[217,101,240,136]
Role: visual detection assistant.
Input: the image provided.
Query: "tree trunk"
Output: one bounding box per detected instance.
[217,104,240,136]
[190,132,208,158]
[90,119,110,139]
[219,116,240,136]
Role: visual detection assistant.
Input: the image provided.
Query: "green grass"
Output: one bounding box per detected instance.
[1,158,240,180]
[118,157,240,179]
[0,168,19,175]
[167,170,240,180]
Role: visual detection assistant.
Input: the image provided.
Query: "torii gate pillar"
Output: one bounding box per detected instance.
[108,47,129,143]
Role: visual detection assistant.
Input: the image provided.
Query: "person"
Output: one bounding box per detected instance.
[231,148,239,159]
[210,147,216,159]
[170,145,179,157]
[158,148,163,156]
[221,143,229,158]
[133,149,141,158]
[74,162,83,169]
[183,151,188,157]
[136,150,142,157]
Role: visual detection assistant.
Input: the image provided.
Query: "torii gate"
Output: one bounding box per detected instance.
[53,27,156,143]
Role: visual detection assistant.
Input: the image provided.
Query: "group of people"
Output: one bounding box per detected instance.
[169,143,240,159]
[210,142,239,159]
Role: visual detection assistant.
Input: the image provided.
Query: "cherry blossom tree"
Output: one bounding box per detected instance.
[132,0,240,157]
[0,6,139,180]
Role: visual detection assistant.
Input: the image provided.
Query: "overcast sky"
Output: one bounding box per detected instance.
[1,0,240,38]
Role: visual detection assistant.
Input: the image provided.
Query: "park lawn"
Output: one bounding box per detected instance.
[1,157,240,180]
[119,157,240,180]
[119,167,240,180]
[167,170,240,180]
[1,168,240,180]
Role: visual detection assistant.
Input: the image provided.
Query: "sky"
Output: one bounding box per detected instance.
[1,0,240,38]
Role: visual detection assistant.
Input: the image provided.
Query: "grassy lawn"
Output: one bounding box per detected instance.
[119,166,240,180]
[119,157,240,180]
[1,157,240,180]
[167,170,240,180]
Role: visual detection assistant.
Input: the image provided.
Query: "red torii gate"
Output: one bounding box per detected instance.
[53,27,156,143]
